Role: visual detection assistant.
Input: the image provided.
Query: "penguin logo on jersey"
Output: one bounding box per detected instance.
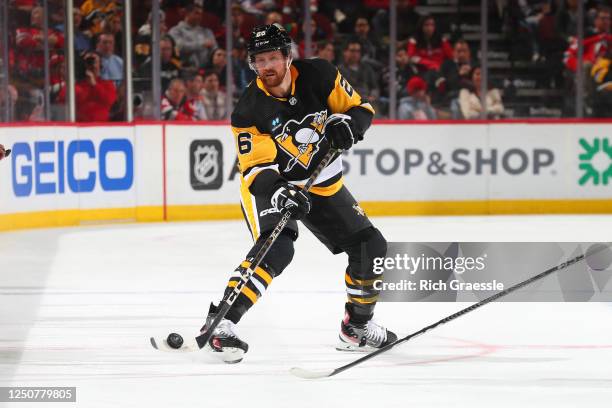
[275,110,328,172]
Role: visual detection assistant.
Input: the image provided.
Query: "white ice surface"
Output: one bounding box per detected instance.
[1,215,612,408]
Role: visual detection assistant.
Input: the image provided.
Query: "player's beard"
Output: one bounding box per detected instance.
[259,65,288,88]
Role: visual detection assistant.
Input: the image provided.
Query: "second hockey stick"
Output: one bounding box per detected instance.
[290,250,593,379]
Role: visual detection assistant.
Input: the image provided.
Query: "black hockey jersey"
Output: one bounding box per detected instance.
[231,58,374,197]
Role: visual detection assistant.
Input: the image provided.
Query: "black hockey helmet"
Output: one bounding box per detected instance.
[247,23,292,62]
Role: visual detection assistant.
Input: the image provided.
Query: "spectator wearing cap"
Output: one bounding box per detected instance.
[398,76,437,120]
[168,4,218,69]
[161,78,196,121]
[75,52,117,122]
[407,14,452,73]
[458,66,504,119]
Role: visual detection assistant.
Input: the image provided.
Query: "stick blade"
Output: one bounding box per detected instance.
[289,367,334,379]
[149,336,199,353]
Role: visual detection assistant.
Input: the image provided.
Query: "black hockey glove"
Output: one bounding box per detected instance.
[270,183,311,220]
[324,113,360,151]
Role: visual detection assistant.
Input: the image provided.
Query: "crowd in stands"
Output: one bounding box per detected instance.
[1,0,610,122]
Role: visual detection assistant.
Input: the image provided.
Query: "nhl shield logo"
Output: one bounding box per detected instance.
[190,140,223,190]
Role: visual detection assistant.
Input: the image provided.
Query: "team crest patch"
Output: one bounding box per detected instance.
[353,204,365,216]
[275,110,328,172]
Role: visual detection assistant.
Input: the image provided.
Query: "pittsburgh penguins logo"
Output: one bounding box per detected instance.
[275,110,328,172]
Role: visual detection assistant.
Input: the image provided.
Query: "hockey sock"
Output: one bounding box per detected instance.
[223,260,274,324]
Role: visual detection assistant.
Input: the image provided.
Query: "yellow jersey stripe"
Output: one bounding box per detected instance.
[239,177,259,241]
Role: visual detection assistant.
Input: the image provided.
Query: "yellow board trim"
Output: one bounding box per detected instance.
[0,206,164,232]
[2,199,612,232]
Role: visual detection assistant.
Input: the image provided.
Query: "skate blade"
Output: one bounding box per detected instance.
[209,346,245,364]
[335,342,377,353]
[150,336,199,353]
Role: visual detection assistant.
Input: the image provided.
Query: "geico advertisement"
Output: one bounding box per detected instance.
[0,126,136,214]
[342,124,612,201]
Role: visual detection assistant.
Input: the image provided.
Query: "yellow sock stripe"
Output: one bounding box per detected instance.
[240,261,273,285]
[348,295,379,304]
[344,273,380,286]
[227,280,259,304]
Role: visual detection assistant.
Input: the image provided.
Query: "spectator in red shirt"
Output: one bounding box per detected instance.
[161,78,196,121]
[407,14,452,73]
[15,6,65,81]
[75,52,117,122]
[563,7,612,72]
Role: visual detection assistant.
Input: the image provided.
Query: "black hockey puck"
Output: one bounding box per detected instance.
[167,332,184,349]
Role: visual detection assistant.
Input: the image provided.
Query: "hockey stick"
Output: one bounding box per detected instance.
[150,148,339,352]
[193,148,339,349]
[150,147,336,353]
[290,250,594,379]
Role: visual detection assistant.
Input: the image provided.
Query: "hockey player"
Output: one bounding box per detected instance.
[201,24,397,363]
